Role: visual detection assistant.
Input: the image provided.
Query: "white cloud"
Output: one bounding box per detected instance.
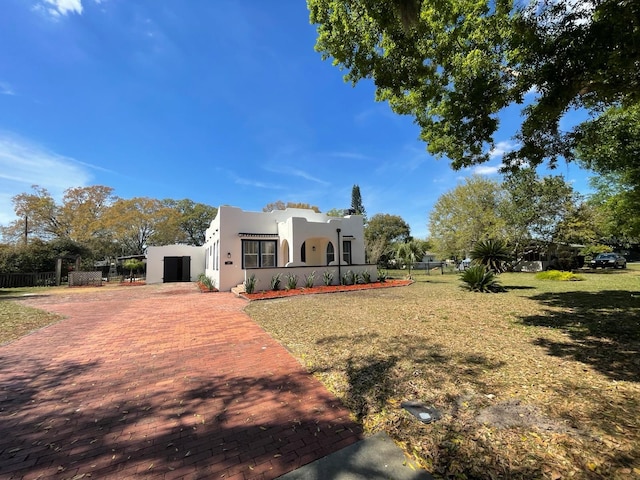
[0,82,15,96]
[261,161,330,186]
[287,168,330,186]
[0,133,93,225]
[34,0,105,18]
[472,165,500,175]
[489,140,519,159]
[35,0,83,17]
[227,171,283,190]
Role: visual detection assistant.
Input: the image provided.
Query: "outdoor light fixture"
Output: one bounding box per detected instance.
[227,252,231,258]
[312,246,316,252]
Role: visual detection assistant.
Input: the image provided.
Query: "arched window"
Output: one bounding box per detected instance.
[326,242,335,264]
[301,241,306,263]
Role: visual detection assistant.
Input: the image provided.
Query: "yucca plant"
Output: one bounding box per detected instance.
[341,270,356,285]
[322,269,334,286]
[270,273,282,291]
[200,275,215,291]
[377,269,387,282]
[304,271,316,288]
[285,273,298,290]
[244,274,257,294]
[460,265,503,292]
[470,239,511,273]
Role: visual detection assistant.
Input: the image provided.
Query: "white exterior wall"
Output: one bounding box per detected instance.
[203,206,368,291]
[241,265,377,293]
[146,244,205,284]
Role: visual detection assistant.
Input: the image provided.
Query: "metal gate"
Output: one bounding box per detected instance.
[163,256,191,282]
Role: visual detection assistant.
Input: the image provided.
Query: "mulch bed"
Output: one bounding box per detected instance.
[196,282,219,293]
[240,279,412,300]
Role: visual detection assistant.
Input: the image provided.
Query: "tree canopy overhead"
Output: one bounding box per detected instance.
[308,0,640,172]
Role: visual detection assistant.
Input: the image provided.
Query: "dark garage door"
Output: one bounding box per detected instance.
[163,256,191,283]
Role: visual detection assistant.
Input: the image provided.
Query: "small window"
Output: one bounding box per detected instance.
[301,241,306,263]
[243,240,259,268]
[326,242,335,265]
[242,240,277,268]
[342,240,352,265]
[261,241,276,267]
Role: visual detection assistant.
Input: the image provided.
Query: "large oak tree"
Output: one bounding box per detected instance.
[308,0,640,174]
[428,176,506,259]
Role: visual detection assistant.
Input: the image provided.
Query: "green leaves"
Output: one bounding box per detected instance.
[470,239,510,273]
[428,176,505,259]
[309,0,640,173]
[460,264,503,292]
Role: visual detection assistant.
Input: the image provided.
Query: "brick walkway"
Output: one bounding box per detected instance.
[0,283,362,479]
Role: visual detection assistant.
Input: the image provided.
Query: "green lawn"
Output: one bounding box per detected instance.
[246,265,640,479]
[0,287,63,344]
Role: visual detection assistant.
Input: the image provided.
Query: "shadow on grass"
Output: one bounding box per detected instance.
[519,290,640,382]
[312,334,568,478]
[313,335,507,421]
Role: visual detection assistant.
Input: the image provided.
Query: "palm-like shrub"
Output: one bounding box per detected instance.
[122,259,145,281]
[395,240,425,279]
[200,275,215,291]
[460,265,503,292]
[304,271,316,288]
[470,239,511,273]
[285,273,298,290]
[270,273,282,291]
[244,274,257,294]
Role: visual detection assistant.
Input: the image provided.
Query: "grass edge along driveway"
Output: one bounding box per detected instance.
[246,266,640,480]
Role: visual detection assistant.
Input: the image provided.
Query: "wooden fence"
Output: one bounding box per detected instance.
[0,272,57,288]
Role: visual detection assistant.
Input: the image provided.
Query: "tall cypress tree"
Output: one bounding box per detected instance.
[351,185,366,219]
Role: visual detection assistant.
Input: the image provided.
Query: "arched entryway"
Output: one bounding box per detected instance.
[281,239,290,266]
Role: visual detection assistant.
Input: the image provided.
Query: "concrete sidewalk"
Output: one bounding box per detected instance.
[279,432,433,480]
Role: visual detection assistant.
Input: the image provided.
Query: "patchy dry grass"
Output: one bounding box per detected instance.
[246,266,640,479]
[0,288,62,344]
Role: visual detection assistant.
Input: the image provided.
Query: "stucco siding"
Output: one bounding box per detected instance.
[199,205,368,291]
[146,245,205,284]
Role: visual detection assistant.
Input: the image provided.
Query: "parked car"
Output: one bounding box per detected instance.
[590,253,627,269]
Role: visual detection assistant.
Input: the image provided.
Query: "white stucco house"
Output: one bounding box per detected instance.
[146,206,375,291]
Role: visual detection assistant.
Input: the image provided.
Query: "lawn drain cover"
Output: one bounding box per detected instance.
[401,401,441,424]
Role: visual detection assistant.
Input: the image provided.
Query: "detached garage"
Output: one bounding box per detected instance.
[146,245,204,284]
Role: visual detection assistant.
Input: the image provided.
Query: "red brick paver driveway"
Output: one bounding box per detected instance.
[1,284,362,479]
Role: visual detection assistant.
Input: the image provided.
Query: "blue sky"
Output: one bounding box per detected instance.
[0,0,594,239]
